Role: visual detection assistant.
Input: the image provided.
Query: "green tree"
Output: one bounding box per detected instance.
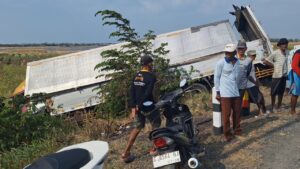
[94,10,181,118]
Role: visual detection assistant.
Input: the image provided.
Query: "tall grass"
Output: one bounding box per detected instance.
[0,139,63,169]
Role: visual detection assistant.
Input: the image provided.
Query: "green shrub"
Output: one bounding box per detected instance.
[0,96,72,152]
[94,10,181,118]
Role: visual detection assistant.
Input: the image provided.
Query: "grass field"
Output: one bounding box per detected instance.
[0,45,100,97]
[0,64,26,97]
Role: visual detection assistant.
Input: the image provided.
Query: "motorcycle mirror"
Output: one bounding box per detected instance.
[180,79,187,88]
[143,101,153,107]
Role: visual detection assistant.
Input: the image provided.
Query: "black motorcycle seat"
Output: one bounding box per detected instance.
[154,127,177,133]
[149,125,184,139]
[25,148,90,169]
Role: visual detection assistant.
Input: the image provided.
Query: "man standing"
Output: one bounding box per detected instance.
[263,38,289,112]
[214,43,241,142]
[122,54,161,163]
[290,49,300,116]
[247,50,268,116]
[236,40,252,116]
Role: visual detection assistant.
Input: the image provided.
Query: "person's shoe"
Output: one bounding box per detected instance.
[234,131,242,136]
[291,110,296,116]
[149,147,158,156]
[291,111,300,118]
[224,135,234,142]
[197,148,206,157]
[121,153,135,163]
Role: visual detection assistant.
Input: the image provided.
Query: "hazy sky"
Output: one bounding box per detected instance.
[0,0,299,43]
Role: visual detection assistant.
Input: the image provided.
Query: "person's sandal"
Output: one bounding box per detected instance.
[149,147,158,156]
[121,153,135,163]
[224,135,233,142]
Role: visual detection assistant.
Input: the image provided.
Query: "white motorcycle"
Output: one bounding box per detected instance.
[24,140,109,169]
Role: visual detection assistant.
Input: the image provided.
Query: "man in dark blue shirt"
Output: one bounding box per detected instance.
[122,54,161,163]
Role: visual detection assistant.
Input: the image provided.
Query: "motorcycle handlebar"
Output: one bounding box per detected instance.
[145,83,207,114]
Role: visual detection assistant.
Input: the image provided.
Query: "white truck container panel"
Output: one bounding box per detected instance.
[49,84,101,115]
[26,20,236,98]
[25,5,271,114]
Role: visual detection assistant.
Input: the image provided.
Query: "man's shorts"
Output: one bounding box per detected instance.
[271,77,287,96]
[247,86,263,104]
[291,72,300,96]
[133,110,161,129]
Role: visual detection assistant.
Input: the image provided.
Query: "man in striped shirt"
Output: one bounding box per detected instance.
[214,43,241,142]
[263,38,289,113]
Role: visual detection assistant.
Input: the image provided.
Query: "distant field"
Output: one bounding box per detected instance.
[0,45,101,55]
[271,41,300,50]
[289,42,300,46]
[0,45,103,97]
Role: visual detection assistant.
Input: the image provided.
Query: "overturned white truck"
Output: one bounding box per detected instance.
[25,5,273,115]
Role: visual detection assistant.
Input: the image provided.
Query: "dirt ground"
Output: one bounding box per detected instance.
[104,85,300,169]
[259,117,300,169]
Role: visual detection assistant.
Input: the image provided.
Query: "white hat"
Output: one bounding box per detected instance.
[224,43,237,52]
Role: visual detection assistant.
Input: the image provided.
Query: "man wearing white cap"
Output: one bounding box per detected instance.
[214,43,242,142]
[247,50,268,117]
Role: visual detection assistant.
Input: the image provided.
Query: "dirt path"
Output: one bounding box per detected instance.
[259,117,300,169]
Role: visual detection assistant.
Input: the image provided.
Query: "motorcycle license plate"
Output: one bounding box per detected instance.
[152,151,181,168]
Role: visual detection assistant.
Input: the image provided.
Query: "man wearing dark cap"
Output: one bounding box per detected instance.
[263,38,289,113]
[236,40,252,116]
[121,54,161,163]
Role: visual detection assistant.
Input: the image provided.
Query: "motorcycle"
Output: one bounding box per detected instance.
[24,140,109,169]
[144,79,206,169]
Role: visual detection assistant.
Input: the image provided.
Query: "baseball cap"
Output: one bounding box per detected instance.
[224,43,237,52]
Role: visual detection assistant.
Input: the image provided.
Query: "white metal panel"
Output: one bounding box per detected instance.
[49,84,101,115]
[25,43,123,95]
[245,6,273,55]
[153,20,237,65]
